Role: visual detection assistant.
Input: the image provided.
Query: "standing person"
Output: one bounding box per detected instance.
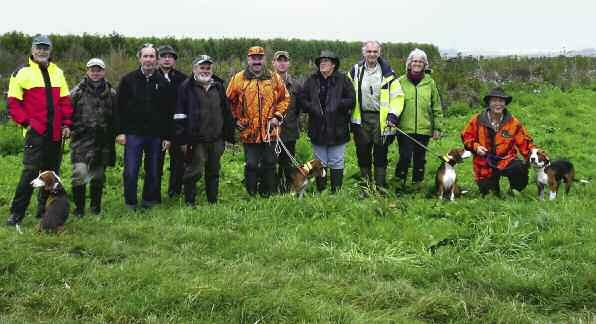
[115,44,174,210]
[174,55,235,205]
[6,34,72,226]
[226,46,290,197]
[69,58,117,216]
[349,41,404,190]
[299,50,355,193]
[461,88,535,196]
[272,50,303,193]
[389,48,443,190]
[156,45,188,199]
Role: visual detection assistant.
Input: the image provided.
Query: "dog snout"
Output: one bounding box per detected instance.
[31,178,45,188]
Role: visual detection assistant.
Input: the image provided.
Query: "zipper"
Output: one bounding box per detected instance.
[414,83,418,134]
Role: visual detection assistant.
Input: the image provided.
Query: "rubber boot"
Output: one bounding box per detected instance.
[206,176,219,204]
[316,172,327,193]
[359,166,372,185]
[245,166,258,197]
[260,168,276,198]
[330,169,344,193]
[183,179,197,206]
[89,180,103,215]
[72,185,86,217]
[374,167,387,190]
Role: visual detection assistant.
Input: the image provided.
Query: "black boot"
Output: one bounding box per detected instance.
[6,213,23,226]
[359,166,372,186]
[330,169,344,193]
[206,176,219,204]
[374,167,387,189]
[184,180,197,206]
[245,166,258,197]
[260,168,276,198]
[72,185,86,217]
[89,180,103,215]
[316,173,327,192]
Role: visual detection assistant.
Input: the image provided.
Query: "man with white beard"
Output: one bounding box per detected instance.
[173,55,235,205]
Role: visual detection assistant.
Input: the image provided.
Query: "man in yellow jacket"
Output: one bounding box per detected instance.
[226,46,290,197]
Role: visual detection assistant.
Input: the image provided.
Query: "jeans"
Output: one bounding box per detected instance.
[123,135,162,207]
[312,143,346,170]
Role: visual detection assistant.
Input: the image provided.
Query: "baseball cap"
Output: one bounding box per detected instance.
[158,45,178,59]
[32,34,52,47]
[247,46,265,56]
[273,51,290,60]
[86,58,106,69]
[192,55,215,65]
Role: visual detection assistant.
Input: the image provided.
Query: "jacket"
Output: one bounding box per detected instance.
[279,73,302,142]
[226,68,290,143]
[299,70,355,146]
[7,57,73,142]
[461,109,535,181]
[398,73,442,136]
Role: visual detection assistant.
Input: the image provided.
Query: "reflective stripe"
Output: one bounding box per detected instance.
[173,114,187,120]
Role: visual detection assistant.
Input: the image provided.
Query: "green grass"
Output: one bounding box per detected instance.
[1,87,595,323]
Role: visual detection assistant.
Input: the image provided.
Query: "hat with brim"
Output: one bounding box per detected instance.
[158,45,178,59]
[315,50,340,70]
[273,51,290,60]
[86,58,106,69]
[483,87,512,106]
[32,34,52,47]
[192,55,215,65]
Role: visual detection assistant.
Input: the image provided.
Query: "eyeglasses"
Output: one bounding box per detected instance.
[34,44,51,51]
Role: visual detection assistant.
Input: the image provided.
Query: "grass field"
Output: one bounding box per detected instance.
[1,87,595,323]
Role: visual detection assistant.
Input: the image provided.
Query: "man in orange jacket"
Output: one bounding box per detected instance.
[226,46,290,197]
[461,88,536,196]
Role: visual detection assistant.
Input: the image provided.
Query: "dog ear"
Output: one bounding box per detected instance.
[539,149,550,162]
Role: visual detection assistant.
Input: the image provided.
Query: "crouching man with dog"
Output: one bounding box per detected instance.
[461,88,537,196]
[69,58,117,217]
[174,55,235,205]
[6,35,73,226]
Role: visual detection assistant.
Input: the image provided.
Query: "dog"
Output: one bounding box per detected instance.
[31,171,69,233]
[529,148,575,200]
[289,159,326,198]
[435,148,472,201]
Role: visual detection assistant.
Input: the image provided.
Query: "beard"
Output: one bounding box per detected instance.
[195,74,212,83]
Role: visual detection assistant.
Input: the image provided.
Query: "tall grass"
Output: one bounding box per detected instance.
[0,85,595,322]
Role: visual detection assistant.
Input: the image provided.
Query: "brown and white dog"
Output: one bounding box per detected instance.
[435,149,472,201]
[31,171,69,233]
[529,148,575,200]
[289,159,326,198]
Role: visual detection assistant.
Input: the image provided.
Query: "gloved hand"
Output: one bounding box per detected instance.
[386,113,399,127]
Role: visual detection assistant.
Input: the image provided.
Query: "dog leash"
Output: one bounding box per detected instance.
[388,125,449,162]
[266,120,302,169]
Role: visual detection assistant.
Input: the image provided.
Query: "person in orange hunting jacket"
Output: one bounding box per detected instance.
[461,88,536,196]
[226,46,290,197]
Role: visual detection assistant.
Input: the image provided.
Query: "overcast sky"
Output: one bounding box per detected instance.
[2,0,595,53]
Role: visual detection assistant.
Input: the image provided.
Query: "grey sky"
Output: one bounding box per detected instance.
[3,0,595,53]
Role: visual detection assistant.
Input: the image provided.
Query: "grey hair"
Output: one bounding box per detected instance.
[361,40,383,54]
[406,48,428,70]
[137,43,157,58]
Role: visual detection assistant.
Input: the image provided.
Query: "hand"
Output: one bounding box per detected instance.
[162,140,171,152]
[386,113,399,128]
[236,120,246,130]
[116,134,126,145]
[476,145,488,156]
[61,127,71,139]
[432,130,441,140]
[180,144,187,154]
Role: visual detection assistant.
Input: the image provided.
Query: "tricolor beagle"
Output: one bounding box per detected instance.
[31,171,69,233]
[289,159,326,198]
[435,149,472,201]
[529,148,575,200]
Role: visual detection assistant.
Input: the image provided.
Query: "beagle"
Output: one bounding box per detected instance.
[289,159,326,198]
[31,171,69,233]
[529,148,575,200]
[435,149,472,201]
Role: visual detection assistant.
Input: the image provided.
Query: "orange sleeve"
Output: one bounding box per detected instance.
[226,74,241,120]
[514,122,535,160]
[461,115,480,153]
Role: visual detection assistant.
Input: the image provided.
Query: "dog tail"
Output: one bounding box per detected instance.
[577,179,591,184]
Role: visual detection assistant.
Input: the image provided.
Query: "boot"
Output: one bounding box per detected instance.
[374,167,387,189]
[260,168,276,198]
[316,173,327,192]
[89,180,103,215]
[330,169,344,193]
[6,214,23,226]
[245,166,258,197]
[72,185,86,217]
[206,176,219,204]
[359,166,372,186]
[184,180,197,206]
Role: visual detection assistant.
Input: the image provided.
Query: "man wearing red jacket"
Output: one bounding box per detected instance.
[6,34,73,226]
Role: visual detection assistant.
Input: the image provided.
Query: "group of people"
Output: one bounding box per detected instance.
[5,35,538,227]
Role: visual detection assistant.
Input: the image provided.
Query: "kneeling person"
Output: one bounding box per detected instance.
[70,58,116,216]
[175,55,234,205]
